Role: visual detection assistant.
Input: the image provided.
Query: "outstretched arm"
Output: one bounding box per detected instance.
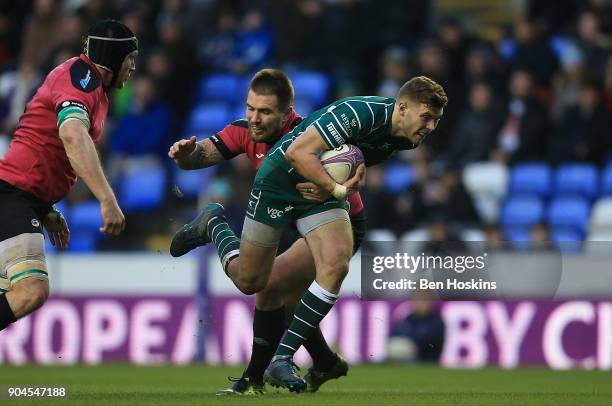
[168,136,226,170]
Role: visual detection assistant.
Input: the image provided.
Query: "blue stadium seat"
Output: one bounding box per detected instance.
[44,236,57,254]
[548,196,591,235]
[554,164,598,199]
[187,103,231,134]
[294,98,313,117]
[68,230,98,252]
[174,165,217,198]
[119,163,167,212]
[509,162,552,198]
[501,195,545,228]
[551,228,583,252]
[601,165,612,196]
[70,200,103,232]
[503,226,531,242]
[383,163,414,193]
[231,104,246,121]
[291,71,330,108]
[551,227,583,241]
[196,73,245,104]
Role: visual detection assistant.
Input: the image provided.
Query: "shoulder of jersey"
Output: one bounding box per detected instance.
[230,119,249,128]
[69,58,100,93]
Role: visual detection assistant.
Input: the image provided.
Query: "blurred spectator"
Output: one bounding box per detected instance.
[268,0,326,68]
[484,224,504,250]
[228,9,273,75]
[145,49,173,109]
[436,17,473,82]
[447,82,503,168]
[376,0,431,48]
[575,11,611,81]
[0,61,41,134]
[530,222,551,249]
[361,165,397,231]
[527,0,579,35]
[75,0,117,33]
[110,76,171,158]
[387,290,445,363]
[157,12,197,125]
[121,3,155,50]
[0,2,29,69]
[377,47,412,98]
[582,0,612,36]
[492,70,549,164]
[43,13,83,73]
[19,0,63,71]
[417,40,462,156]
[197,9,238,72]
[605,54,612,110]
[510,17,559,91]
[550,79,612,165]
[550,41,585,121]
[464,42,504,91]
[410,167,481,229]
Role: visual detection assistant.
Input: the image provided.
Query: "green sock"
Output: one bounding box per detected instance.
[208,217,240,271]
[274,281,338,359]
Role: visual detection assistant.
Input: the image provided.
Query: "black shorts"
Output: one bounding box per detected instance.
[276,209,367,255]
[0,180,52,242]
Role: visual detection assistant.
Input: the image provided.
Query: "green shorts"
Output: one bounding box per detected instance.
[246,157,349,230]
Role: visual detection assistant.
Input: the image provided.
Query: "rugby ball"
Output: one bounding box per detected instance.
[320,144,364,183]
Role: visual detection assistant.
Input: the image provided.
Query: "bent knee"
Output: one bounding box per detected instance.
[13,278,49,310]
[235,275,268,295]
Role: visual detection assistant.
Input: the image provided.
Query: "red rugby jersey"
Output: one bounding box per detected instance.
[209,111,364,216]
[0,54,108,204]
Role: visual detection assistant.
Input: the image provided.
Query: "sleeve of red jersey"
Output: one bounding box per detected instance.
[50,60,100,131]
[209,122,248,160]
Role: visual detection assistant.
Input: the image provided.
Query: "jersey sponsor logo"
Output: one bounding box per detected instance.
[340,113,357,133]
[56,100,89,114]
[267,207,284,219]
[325,122,343,145]
[80,70,91,89]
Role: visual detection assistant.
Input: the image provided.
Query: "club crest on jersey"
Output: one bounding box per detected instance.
[80,70,91,89]
[31,218,40,228]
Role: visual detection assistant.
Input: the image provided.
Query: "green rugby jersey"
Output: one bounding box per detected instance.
[268,96,416,171]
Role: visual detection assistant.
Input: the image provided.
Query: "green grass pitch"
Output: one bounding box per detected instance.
[1,364,610,405]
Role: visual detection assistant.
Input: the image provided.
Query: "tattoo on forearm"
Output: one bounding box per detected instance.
[193,140,224,168]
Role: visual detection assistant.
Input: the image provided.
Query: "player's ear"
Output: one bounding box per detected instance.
[282,106,293,125]
[397,100,407,116]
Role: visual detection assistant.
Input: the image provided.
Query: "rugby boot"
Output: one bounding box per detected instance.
[304,354,349,392]
[264,356,307,393]
[169,203,225,257]
[216,375,265,396]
